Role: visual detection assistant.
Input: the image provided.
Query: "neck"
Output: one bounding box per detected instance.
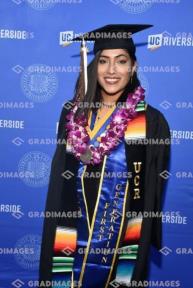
[101,89,123,104]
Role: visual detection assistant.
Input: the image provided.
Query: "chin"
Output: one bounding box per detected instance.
[103,87,123,96]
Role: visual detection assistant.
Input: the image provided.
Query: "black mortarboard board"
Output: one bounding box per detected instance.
[72,24,153,55]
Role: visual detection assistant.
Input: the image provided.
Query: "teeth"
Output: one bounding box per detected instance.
[105,78,119,83]
[105,78,118,80]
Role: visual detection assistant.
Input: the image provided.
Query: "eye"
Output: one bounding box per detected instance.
[99,58,107,64]
[117,59,128,64]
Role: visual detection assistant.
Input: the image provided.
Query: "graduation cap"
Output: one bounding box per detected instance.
[70,24,153,101]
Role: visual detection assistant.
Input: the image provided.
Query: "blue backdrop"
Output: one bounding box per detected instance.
[0,1,193,287]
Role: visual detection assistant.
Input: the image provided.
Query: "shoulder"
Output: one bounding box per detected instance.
[146,103,163,119]
[57,98,74,139]
[146,104,170,129]
[58,98,75,125]
[146,103,171,144]
[60,99,74,118]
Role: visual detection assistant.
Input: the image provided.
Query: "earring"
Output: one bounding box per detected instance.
[130,75,133,84]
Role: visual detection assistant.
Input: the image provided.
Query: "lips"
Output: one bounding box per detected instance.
[104,77,120,84]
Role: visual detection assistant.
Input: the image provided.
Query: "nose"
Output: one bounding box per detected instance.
[107,61,116,74]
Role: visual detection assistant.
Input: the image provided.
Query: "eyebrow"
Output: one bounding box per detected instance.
[99,54,129,59]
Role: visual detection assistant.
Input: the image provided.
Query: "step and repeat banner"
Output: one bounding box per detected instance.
[0,1,192,288]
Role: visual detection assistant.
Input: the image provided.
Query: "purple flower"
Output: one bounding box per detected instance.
[65,85,145,165]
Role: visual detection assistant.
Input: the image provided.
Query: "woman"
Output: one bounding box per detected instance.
[39,24,171,288]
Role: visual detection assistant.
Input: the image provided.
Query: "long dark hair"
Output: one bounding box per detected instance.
[73,49,141,121]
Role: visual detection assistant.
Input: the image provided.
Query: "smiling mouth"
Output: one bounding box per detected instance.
[104,77,120,84]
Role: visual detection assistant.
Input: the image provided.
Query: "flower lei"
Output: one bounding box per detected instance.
[65,86,145,165]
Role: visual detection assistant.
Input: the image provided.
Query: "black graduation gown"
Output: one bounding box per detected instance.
[38,100,171,288]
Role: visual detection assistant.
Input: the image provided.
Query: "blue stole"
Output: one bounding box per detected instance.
[72,107,129,288]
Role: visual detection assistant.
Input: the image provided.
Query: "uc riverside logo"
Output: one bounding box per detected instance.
[60,31,74,46]
[148,31,193,50]
[18,151,51,187]
[25,0,56,10]
[21,64,58,103]
[14,234,41,270]
[110,0,153,14]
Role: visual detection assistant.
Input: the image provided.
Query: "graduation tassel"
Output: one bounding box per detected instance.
[81,37,88,95]
[75,37,88,102]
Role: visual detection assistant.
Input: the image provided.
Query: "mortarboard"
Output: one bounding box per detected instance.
[69,24,153,100]
[72,24,153,54]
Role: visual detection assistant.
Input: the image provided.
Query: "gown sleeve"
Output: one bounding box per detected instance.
[39,99,73,282]
[151,111,171,250]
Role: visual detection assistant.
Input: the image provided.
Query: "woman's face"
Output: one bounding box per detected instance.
[97,49,136,97]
